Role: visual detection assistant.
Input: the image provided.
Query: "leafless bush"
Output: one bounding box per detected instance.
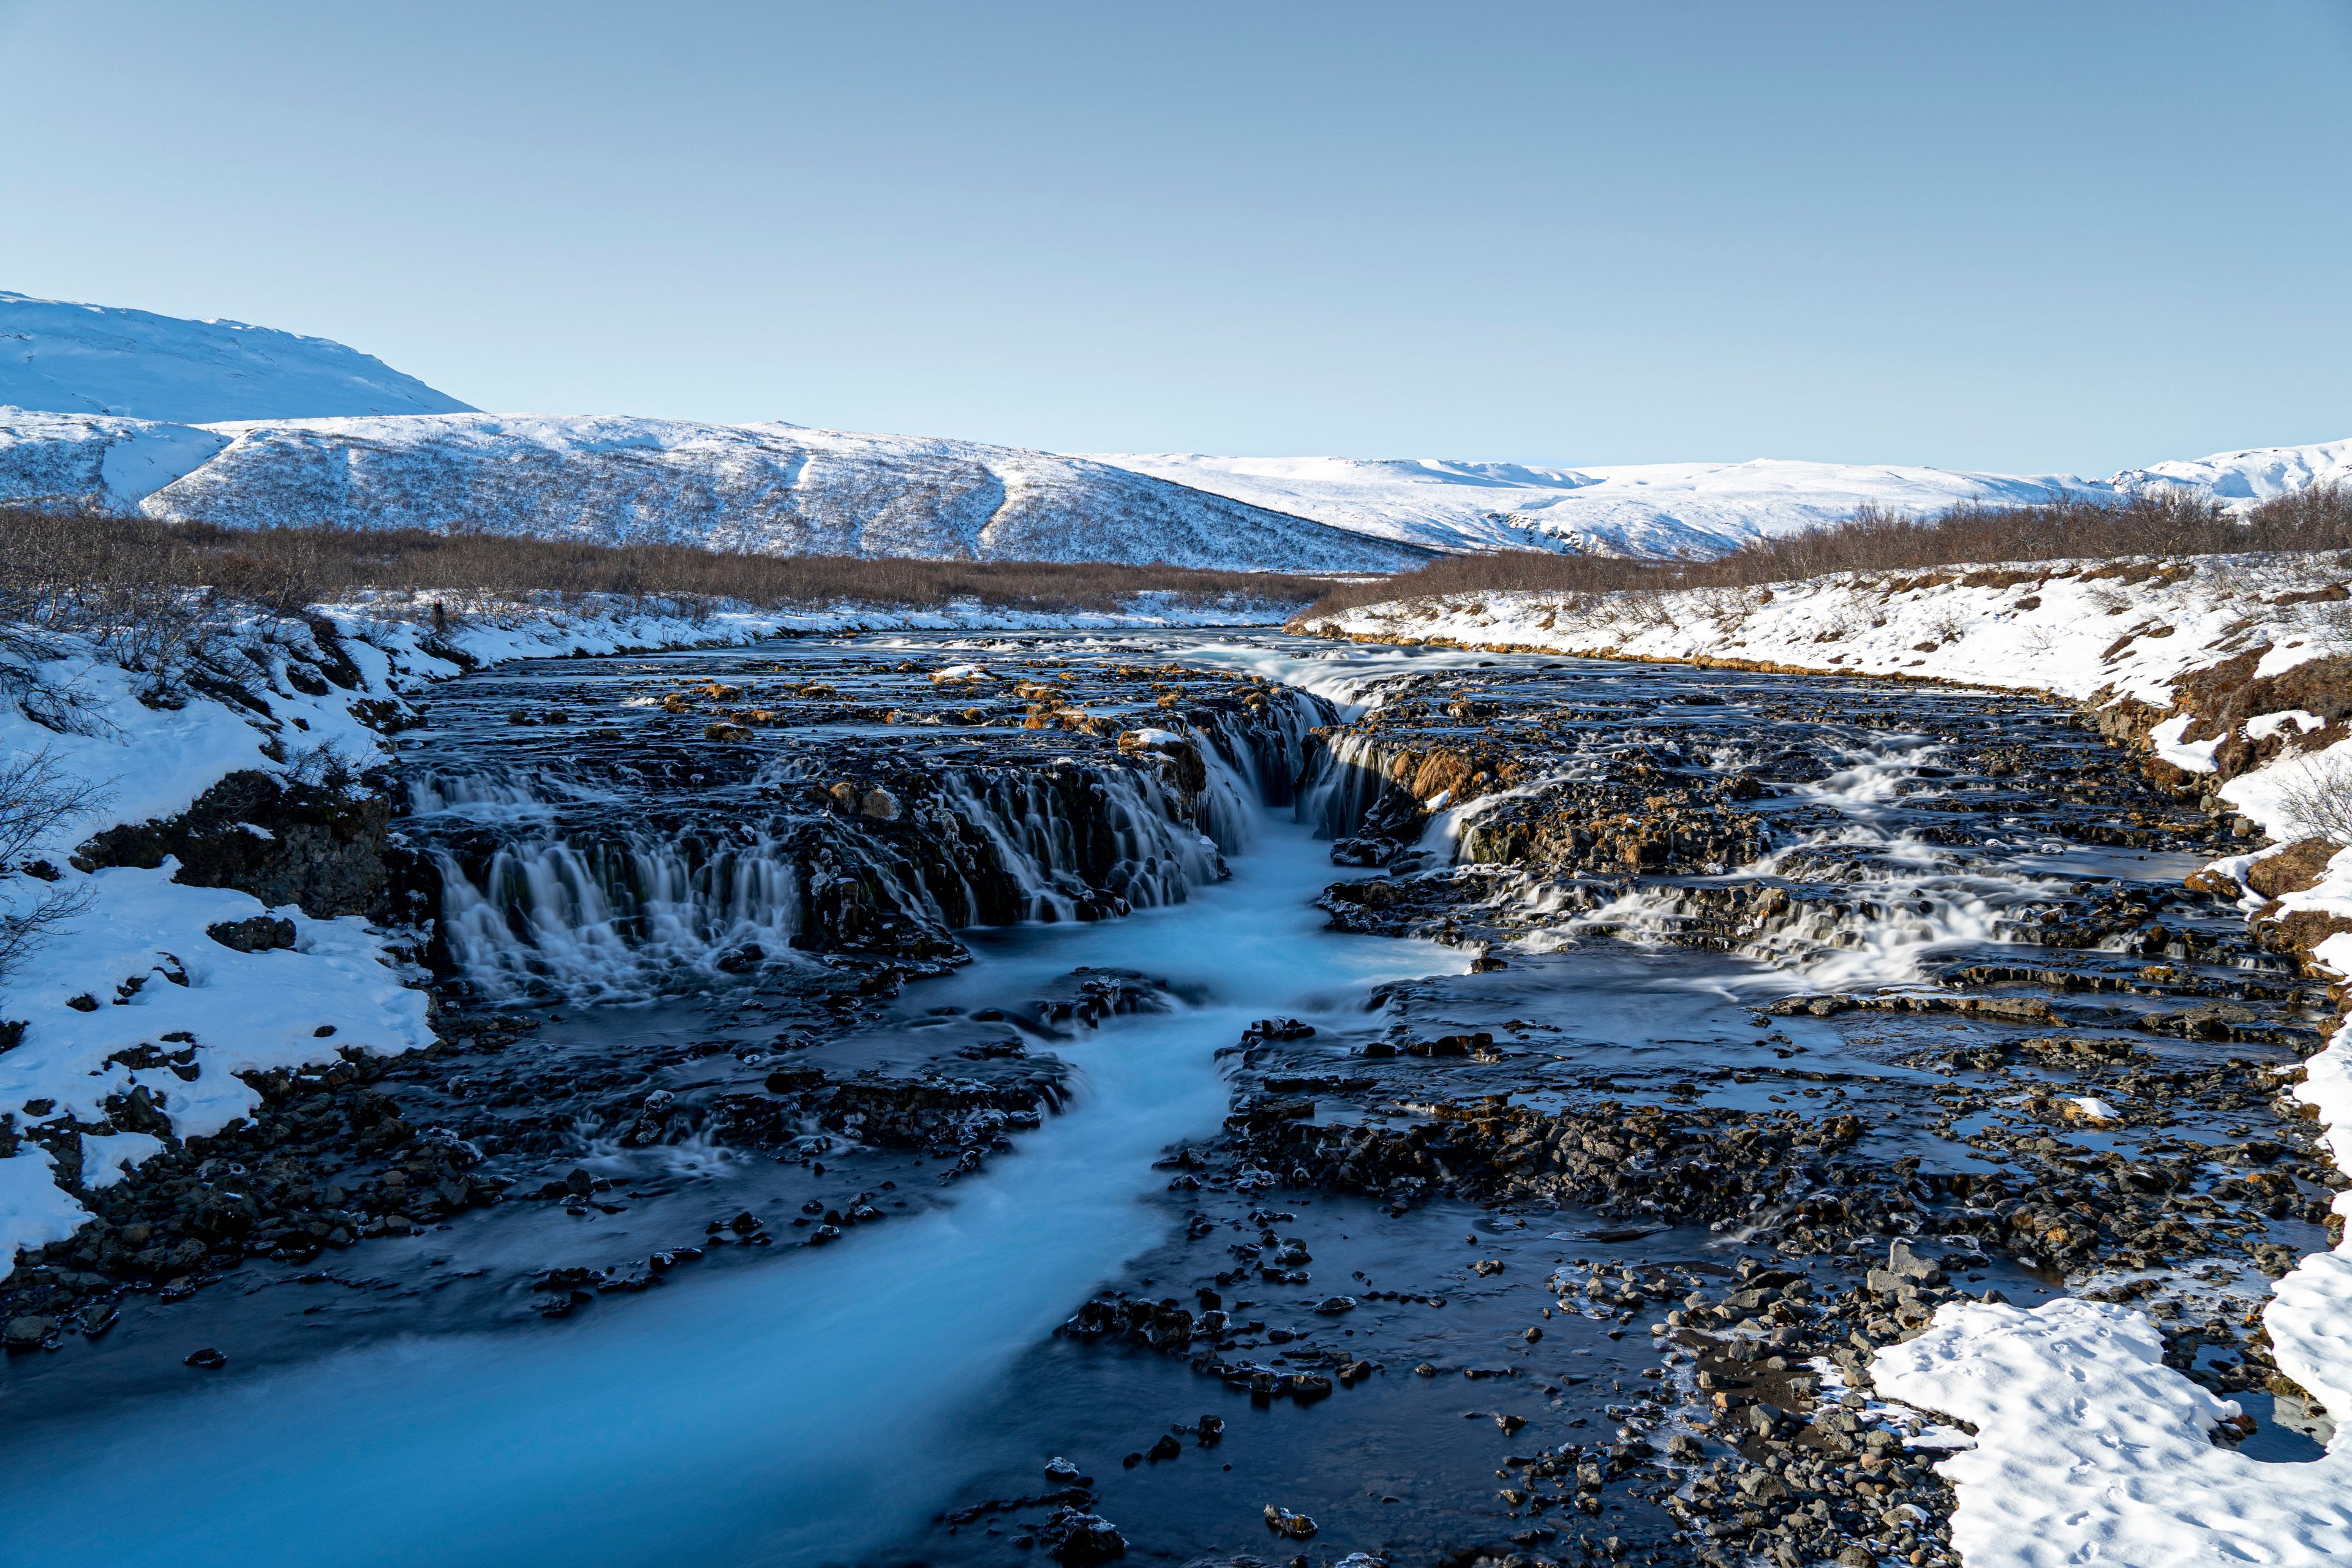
[0,747,104,980]
[285,739,364,797]
[2268,753,2352,848]
[1922,606,1972,643]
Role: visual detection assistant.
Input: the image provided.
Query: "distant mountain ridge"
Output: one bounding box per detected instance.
[0,289,2342,570]
[131,413,1434,571]
[0,290,475,424]
[1090,445,2352,559]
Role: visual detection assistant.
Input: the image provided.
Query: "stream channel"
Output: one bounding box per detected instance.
[0,630,2331,1568]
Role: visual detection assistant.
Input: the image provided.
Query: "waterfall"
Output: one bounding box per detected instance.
[401,677,1343,1001]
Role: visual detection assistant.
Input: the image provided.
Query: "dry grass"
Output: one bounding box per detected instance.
[1298,484,2352,619]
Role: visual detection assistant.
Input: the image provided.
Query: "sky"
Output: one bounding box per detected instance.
[1,1,2348,475]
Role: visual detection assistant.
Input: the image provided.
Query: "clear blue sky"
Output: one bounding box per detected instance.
[2,1,2347,474]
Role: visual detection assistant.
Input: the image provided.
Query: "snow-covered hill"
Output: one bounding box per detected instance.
[0,408,227,510]
[1,289,2343,571]
[132,413,1431,572]
[0,291,475,424]
[2113,437,2352,507]
[1095,444,2351,558]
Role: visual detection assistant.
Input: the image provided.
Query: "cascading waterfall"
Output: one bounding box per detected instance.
[930,764,1221,923]
[1298,728,1405,839]
[434,828,810,999]
[402,682,1340,1001]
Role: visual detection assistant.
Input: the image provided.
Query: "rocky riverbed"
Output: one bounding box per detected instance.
[1,631,2339,1568]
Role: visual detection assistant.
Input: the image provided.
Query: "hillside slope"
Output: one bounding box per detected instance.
[2114,437,2352,507]
[0,291,474,424]
[1098,443,2352,558]
[0,409,227,509]
[135,413,1432,571]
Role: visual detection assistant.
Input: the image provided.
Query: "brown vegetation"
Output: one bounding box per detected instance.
[0,507,1335,624]
[1298,484,2352,619]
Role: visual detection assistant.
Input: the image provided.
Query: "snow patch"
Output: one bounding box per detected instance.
[1874,1298,2350,1568]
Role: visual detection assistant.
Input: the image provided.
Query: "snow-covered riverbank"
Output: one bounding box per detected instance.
[1305,549,2352,1566]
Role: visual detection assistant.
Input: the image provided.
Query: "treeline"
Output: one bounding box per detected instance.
[0,507,1336,624]
[1298,484,2352,619]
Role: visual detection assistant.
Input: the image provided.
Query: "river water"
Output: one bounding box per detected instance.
[0,631,2324,1566]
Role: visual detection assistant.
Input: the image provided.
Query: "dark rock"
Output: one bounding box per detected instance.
[1038,1506,1126,1566]
[206,915,298,952]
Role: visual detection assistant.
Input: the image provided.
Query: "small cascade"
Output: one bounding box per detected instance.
[932,763,1223,923]
[434,828,811,1000]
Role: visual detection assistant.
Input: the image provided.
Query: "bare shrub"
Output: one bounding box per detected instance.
[2268,752,2352,848]
[1922,606,1972,643]
[0,747,104,980]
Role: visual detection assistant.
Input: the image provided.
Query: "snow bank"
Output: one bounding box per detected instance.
[1872,1297,2350,1567]
[1304,550,2352,710]
[0,1145,94,1285]
[1874,982,2352,1567]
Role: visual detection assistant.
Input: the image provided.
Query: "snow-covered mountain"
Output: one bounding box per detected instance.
[1086,453,2101,557]
[129,413,1433,571]
[0,291,475,425]
[1,290,2343,571]
[2111,437,2352,507]
[1092,445,2352,559]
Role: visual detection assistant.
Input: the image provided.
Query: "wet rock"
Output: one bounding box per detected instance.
[1261,1505,1317,1539]
[1038,1506,1127,1566]
[4,1315,56,1351]
[183,1347,227,1368]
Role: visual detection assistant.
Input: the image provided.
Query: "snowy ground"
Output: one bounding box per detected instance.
[1300,549,2350,709]
[0,591,1302,1276]
[1311,551,2352,1566]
